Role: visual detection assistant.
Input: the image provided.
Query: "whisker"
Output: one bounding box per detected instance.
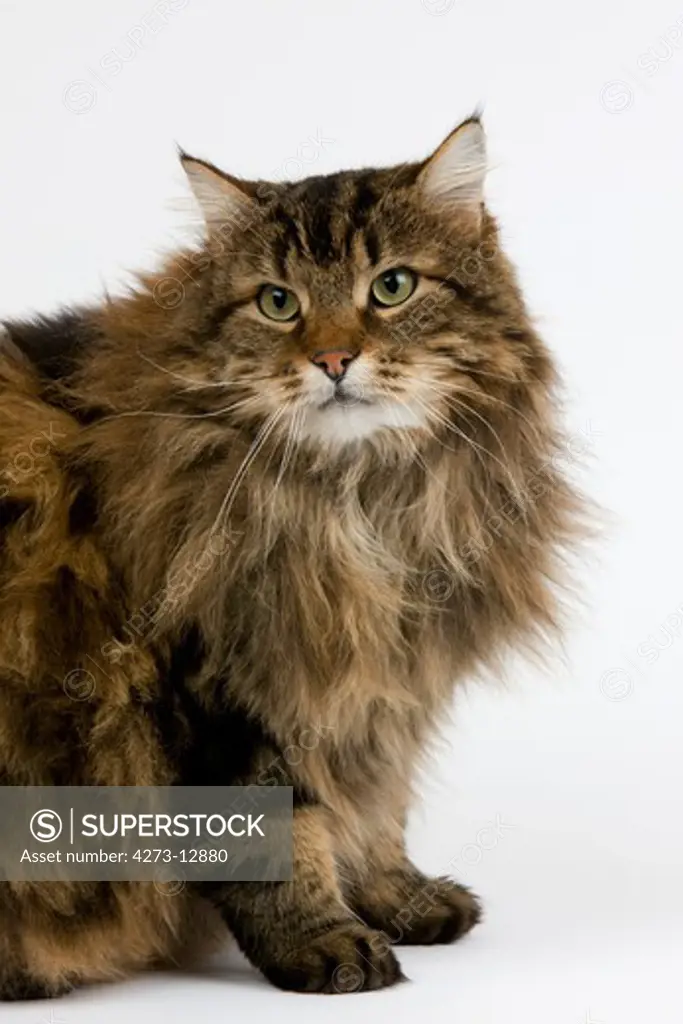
[425,384,512,459]
[92,394,264,426]
[208,406,288,545]
[415,379,528,498]
[136,348,285,392]
[272,404,304,493]
[87,380,302,427]
[452,363,523,384]
[419,374,543,443]
[137,349,232,391]
[376,386,495,526]
[411,394,524,502]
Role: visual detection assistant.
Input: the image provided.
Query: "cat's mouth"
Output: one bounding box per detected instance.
[296,366,425,443]
[317,385,373,411]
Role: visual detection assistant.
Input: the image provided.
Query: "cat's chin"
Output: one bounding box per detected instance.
[297,399,426,446]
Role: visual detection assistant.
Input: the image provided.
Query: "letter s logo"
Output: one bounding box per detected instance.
[30,809,63,843]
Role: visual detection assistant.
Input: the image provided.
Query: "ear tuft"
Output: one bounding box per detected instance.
[419,118,487,217]
[180,153,255,227]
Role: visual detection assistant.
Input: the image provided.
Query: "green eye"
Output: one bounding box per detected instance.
[257,284,300,322]
[370,267,417,308]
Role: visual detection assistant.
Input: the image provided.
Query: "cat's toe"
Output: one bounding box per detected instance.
[262,923,406,994]
[397,881,482,945]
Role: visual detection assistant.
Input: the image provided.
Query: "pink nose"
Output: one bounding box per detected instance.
[310,349,356,382]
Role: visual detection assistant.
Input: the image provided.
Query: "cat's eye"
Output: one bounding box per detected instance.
[370,267,417,308]
[257,284,300,322]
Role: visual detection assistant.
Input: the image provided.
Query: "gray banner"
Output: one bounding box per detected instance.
[0,786,292,882]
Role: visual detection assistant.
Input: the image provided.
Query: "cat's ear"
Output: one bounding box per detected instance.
[419,118,487,221]
[180,152,256,228]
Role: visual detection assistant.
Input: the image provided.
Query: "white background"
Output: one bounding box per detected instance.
[1,0,682,1021]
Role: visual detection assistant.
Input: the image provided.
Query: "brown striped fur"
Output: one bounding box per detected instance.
[0,118,582,996]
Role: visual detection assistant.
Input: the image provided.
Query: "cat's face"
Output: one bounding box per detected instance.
[174,120,543,451]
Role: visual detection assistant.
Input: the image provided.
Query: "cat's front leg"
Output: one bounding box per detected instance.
[202,805,405,994]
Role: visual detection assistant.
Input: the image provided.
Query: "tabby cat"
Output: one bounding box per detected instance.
[0,117,580,997]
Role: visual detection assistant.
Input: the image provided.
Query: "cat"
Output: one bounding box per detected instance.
[0,116,582,997]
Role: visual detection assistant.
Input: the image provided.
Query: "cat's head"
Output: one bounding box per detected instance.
[145,117,552,453]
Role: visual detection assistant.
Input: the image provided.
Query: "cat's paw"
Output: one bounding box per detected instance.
[0,971,72,1002]
[262,922,406,994]
[394,878,482,945]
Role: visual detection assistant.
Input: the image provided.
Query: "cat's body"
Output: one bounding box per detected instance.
[0,119,580,996]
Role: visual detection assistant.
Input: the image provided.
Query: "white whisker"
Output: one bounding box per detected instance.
[208,405,287,543]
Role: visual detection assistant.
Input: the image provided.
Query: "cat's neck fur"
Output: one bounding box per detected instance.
[52,282,572,745]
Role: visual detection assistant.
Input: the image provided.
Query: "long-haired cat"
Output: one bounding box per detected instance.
[0,117,581,997]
